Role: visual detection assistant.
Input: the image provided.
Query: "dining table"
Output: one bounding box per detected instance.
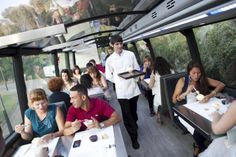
[173,97,229,139]
[13,124,127,157]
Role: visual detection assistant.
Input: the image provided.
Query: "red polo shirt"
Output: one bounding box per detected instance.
[66,98,115,131]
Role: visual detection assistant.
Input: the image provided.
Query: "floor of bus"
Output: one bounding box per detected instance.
[107,83,194,157]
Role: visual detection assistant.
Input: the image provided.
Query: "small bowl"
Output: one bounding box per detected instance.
[89,135,98,142]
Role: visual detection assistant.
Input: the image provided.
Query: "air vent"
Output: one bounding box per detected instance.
[166,0,175,10]
[134,24,138,29]
[151,11,157,19]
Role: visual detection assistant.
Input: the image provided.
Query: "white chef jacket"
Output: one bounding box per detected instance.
[105,50,141,99]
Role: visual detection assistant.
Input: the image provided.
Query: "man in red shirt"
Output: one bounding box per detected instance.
[63,84,121,136]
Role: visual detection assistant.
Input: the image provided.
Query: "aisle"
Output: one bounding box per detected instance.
[107,85,193,157]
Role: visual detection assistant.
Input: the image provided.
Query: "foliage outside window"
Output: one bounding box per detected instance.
[23,54,55,94]
[127,43,142,65]
[135,40,151,63]
[150,32,190,72]
[0,57,21,138]
[193,19,236,88]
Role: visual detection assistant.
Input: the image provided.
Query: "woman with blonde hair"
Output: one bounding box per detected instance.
[15,88,64,142]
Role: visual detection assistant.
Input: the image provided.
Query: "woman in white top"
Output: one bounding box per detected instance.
[87,65,110,99]
[199,100,236,157]
[61,69,77,94]
[87,66,108,90]
[72,65,82,83]
[149,56,174,124]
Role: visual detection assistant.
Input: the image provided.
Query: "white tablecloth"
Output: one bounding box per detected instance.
[178,97,229,135]
[184,97,229,122]
[13,137,59,157]
[68,126,117,157]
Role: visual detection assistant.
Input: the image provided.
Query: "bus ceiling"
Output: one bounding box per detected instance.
[0,0,235,50]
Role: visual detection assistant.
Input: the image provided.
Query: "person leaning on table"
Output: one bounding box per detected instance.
[63,84,121,136]
[199,100,236,157]
[15,88,65,142]
[172,61,225,156]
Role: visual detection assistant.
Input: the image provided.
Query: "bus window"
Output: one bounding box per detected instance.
[0,57,21,138]
[193,19,236,88]
[150,32,191,72]
[136,40,151,62]
[22,54,55,94]
[74,44,100,69]
[58,53,67,71]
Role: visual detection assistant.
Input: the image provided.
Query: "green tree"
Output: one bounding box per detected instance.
[150,32,190,72]
[194,19,236,87]
[0,58,14,90]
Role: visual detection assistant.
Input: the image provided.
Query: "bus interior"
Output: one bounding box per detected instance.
[0,0,236,156]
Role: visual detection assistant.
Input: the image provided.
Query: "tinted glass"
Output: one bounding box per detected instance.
[0,57,21,138]
[193,19,236,88]
[22,54,55,94]
[150,32,191,72]
[0,0,141,37]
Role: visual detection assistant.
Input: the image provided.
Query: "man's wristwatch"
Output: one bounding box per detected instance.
[99,122,105,129]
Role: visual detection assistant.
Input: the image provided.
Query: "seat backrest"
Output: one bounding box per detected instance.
[160,72,187,121]
[52,101,67,119]
[223,86,236,98]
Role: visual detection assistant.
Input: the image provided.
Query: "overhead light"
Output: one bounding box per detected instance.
[143,29,161,37]
[62,47,71,51]
[208,3,236,15]
[73,45,91,52]
[162,14,208,30]
[43,39,84,52]
[85,40,95,45]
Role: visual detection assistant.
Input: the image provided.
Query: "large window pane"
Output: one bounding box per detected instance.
[74,44,100,69]
[150,32,191,72]
[58,53,67,72]
[0,57,21,138]
[22,54,55,94]
[193,19,236,88]
[136,40,151,62]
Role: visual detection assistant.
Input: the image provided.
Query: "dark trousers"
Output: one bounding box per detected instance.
[193,130,207,151]
[146,90,154,113]
[118,96,139,142]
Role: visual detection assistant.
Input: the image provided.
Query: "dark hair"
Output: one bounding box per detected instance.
[70,84,88,96]
[73,65,81,75]
[80,74,93,89]
[187,61,210,95]
[107,46,113,51]
[87,66,101,82]
[110,35,123,45]
[86,62,94,68]
[48,77,63,92]
[89,59,96,65]
[153,56,172,75]
[61,69,73,82]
